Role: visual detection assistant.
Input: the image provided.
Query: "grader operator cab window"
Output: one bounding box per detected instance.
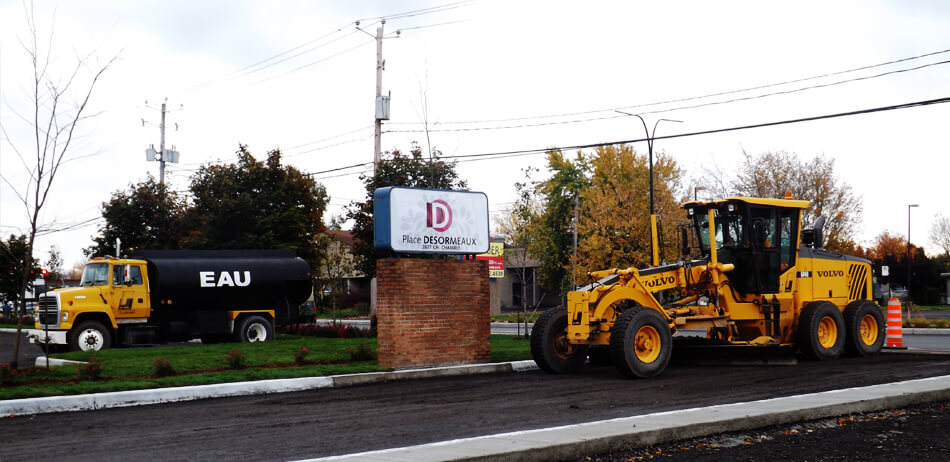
[693,202,798,295]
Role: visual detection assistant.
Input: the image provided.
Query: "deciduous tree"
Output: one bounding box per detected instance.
[184,145,328,268]
[527,150,590,295]
[930,213,950,257]
[0,5,117,368]
[0,235,39,305]
[731,151,862,253]
[86,176,188,257]
[573,145,686,281]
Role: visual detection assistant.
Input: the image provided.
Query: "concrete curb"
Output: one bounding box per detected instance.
[904,327,950,335]
[34,356,84,367]
[300,375,950,462]
[0,360,539,417]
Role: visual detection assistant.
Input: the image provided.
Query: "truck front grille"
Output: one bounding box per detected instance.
[37,295,60,327]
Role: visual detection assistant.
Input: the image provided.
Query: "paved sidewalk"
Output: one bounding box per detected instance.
[298,375,950,462]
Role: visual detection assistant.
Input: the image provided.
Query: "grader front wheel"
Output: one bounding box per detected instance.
[531,307,588,373]
[610,307,672,378]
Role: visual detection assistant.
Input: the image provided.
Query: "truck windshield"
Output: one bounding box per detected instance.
[80,263,111,286]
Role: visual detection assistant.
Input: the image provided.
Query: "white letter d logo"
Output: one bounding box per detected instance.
[427,200,452,232]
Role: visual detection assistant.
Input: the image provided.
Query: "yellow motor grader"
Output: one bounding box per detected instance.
[531,196,885,378]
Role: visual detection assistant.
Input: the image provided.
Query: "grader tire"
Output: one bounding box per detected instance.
[798,301,845,360]
[610,307,672,379]
[530,307,588,373]
[842,300,885,356]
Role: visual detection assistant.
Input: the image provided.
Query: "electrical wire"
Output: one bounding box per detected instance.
[190,22,359,91]
[358,95,950,169]
[388,47,950,127]
[386,60,950,134]
[358,0,475,22]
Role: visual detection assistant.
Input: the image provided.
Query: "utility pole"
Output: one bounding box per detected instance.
[374,21,384,172]
[144,99,181,188]
[357,20,395,176]
[159,102,167,186]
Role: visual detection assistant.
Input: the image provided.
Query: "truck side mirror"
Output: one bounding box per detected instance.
[122,264,134,285]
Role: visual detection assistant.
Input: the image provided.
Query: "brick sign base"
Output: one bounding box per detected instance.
[376,258,490,369]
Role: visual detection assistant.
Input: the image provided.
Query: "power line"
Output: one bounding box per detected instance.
[388,47,950,128]
[252,39,375,85]
[386,59,950,134]
[442,96,950,161]
[309,95,950,176]
[190,22,358,91]
[358,0,475,22]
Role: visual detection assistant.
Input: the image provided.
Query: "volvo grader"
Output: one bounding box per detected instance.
[531,195,885,378]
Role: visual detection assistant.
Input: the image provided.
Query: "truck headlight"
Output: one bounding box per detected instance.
[62,312,69,322]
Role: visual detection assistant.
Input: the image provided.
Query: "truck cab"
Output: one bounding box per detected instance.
[32,257,152,351]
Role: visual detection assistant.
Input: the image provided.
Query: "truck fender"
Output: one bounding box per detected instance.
[592,286,669,322]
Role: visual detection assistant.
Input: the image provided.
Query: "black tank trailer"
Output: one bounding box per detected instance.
[133,250,313,343]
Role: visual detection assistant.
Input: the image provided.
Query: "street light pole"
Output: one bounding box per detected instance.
[907,203,919,304]
[616,111,682,266]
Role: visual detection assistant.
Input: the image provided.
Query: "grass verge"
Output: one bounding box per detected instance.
[0,334,531,400]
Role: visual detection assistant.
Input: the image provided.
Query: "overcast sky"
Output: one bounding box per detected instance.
[2,0,949,268]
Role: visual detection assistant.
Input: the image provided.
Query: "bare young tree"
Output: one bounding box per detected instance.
[0,4,117,368]
[931,213,950,257]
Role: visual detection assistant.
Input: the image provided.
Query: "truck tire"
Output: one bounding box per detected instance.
[70,320,112,352]
[531,306,588,373]
[842,300,885,356]
[798,301,845,360]
[235,315,273,343]
[610,307,672,378]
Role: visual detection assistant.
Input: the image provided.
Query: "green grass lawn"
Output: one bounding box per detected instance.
[0,334,532,400]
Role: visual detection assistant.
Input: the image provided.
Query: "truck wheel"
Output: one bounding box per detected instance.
[70,321,112,352]
[842,300,885,356]
[235,315,273,343]
[610,307,672,378]
[530,307,588,373]
[798,301,845,360]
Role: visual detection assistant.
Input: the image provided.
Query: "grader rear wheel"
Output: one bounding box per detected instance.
[610,307,672,378]
[531,307,588,373]
[843,300,885,356]
[798,301,845,360]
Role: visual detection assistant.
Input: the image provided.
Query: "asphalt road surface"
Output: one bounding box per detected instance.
[0,329,45,366]
[3,352,950,461]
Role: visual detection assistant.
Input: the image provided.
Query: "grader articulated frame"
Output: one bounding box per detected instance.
[531,196,885,378]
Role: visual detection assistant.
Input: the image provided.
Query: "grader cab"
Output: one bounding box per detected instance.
[531,196,885,378]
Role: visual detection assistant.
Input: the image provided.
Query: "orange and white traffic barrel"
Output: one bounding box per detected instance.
[884,297,904,348]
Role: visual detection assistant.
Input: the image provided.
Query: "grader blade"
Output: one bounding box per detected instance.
[670,337,798,366]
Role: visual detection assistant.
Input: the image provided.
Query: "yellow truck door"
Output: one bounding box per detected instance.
[112,263,150,321]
